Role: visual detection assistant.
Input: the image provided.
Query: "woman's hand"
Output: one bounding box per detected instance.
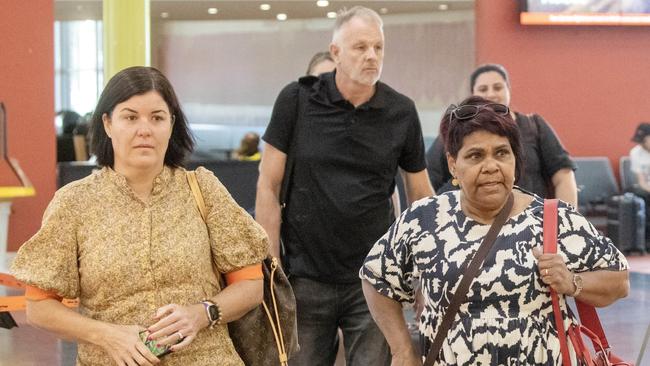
[147,303,208,352]
[101,324,160,366]
[391,348,423,366]
[532,247,575,295]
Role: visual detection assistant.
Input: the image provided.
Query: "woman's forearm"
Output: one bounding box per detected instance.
[26,299,108,346]
[361,280,415,358]
[574,270,629,307]
[210,278,264,323]
[552,168,578,207]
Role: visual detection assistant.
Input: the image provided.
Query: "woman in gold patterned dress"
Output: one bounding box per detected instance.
[11,66,269,366]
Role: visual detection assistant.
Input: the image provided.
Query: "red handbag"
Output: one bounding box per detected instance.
[543,199,632,366]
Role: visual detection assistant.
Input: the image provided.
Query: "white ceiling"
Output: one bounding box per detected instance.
[55,0,474,21]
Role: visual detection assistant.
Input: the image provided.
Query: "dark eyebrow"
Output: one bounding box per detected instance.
[118,108,167,114]
[464,147,484,154]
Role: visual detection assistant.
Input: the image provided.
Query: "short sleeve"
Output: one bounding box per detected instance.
[360,208,418,304]
[262,82,300,154]
[534,114,576,178]
[11,188,80,299]
[557,204,628,272]
[630,146,642,174]
[195,167,269,273]
[398,102,427,173]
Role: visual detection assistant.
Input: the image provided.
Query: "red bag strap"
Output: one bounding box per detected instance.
[576,299,610,350]
[543,199,572,366]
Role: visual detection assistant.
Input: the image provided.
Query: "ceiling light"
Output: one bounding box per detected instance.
[208,7,218,15]
[327,11,337,19]
[276,13,287,21]
[160,12,169,18]
[438,4,449,11]
[379,8,388,14]
[260,4,271,11]
[317,0,329,7]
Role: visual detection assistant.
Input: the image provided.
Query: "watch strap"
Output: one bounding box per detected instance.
[201,300,222,328]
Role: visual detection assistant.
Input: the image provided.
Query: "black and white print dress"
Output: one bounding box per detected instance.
[360,189,628,365]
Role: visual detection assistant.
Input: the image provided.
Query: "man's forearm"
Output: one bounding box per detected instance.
[255,187,282,259]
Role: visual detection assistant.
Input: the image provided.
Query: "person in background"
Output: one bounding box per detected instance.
[361,96,629,365]
[306,51,336,76]
[56,110,82,162]
[12,66,268,366]
[256,6,433,366]
[629,122,650,238]
[232,132,261,161]
[72,112,92,161]
[426,63,577,207]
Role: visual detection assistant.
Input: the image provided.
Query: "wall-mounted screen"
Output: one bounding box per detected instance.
[520,0,650,25]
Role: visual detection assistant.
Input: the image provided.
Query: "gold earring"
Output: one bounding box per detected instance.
[452,178,459,186]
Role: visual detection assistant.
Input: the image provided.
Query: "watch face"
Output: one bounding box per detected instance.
[208,304,220,321]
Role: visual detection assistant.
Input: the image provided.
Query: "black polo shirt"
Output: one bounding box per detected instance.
[263,71,426,283]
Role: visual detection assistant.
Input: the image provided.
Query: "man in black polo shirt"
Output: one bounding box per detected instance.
[256,6,434,365]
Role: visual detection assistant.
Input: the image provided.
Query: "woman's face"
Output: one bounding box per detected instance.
[448,130,516,212]
[102,91,173,172]
[472,71,511,106]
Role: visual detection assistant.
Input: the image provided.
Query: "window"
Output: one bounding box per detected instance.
[54,20,103,132]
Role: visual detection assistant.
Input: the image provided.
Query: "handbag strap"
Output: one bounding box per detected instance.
[543,199,613,364]
[424,192,514,366]
[543,199,572,366]
[279,80,310,209]
[576,299,610,350]
[187,171,208,222]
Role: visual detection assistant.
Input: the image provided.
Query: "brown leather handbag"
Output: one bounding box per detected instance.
[187,171,299,366]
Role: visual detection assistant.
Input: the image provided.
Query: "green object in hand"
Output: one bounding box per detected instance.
[139,330,172,357]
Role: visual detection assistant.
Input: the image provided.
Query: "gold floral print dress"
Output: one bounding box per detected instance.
[11,166,269,366]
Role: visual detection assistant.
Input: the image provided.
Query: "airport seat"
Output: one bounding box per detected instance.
[574,157,620,213]
[573,157,620,232]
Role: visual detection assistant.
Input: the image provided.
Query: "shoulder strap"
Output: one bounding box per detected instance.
[543,199,611,357]
[279,82,309,209]
[543,199,572,366]
[187,171,207,222]
[423,192,514,366]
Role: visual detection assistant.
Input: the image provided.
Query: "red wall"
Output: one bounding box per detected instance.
[0,1,56,251]
[475,0,650,179]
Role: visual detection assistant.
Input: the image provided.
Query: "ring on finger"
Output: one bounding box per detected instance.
[176,331,184,341]
[544,269,549,276]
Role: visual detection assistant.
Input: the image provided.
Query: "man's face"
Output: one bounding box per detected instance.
[331,17,384,87]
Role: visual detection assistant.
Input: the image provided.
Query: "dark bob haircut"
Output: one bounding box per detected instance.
[90,66,194,168]
[469,63,510,92]
[439,96,524,182]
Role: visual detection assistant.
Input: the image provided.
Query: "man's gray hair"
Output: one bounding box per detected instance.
[332,6,383,44]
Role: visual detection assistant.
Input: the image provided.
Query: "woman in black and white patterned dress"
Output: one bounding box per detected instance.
[360,96,629,365]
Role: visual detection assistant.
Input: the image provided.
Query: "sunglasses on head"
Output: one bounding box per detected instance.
[446,103,510,121]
